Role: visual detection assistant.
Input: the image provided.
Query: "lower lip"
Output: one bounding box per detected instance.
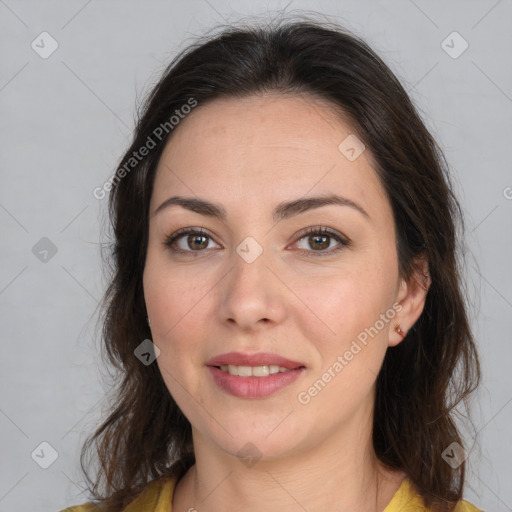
[207,366,305,398]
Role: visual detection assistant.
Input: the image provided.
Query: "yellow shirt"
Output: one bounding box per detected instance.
[60,476,482,511]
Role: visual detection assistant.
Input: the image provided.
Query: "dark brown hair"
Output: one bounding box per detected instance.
[80,15,480,511]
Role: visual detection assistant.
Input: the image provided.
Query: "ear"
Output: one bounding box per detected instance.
[389,256,431,347]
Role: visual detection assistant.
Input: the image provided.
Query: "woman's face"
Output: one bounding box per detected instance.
[143,93,410,462]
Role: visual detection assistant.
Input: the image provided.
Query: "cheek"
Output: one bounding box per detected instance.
[294,267,391,346]
[293,268,394,404]
[144,246,211,335]
[143,256,215,389]
[293,295,389,426]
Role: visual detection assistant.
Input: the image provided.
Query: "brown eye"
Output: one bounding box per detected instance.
[307,234,331,251]
[293,226,350,257]
[164,226,350,257]
[164,228,220,254]
[186,233,209,250]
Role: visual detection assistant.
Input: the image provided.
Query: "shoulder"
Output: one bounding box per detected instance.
[58,475,178,512]
[384,479,483,512]
[59,504,99,512]
[453,500,483,512]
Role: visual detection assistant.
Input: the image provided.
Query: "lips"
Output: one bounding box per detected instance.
[205,352,306,398]
[205,352,305,370]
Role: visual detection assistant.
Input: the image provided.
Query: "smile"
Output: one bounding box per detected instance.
[207,366,305,398]
[216,364,293,377]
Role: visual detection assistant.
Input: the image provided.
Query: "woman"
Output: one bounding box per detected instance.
[62,16,481,512]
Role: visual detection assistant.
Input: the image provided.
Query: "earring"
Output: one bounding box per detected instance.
[147,316,151,327]
[395,324,406,338]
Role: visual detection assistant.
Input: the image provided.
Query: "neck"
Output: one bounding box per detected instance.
[172,404,405,512]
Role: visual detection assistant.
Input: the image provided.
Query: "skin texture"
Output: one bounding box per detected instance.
[143,93,430,511]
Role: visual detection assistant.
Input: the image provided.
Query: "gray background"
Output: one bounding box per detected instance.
[1,1,511,510]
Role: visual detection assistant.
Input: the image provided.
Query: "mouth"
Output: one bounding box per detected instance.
[212,364,302,377]
[205,351,305,372]
[205,352,306,398]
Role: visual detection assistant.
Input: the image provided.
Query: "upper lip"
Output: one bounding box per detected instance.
[206,352,305,369]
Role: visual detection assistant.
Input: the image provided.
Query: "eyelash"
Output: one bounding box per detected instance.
[163,226,351,258]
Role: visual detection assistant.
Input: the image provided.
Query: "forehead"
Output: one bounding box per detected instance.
[151,93,389,221]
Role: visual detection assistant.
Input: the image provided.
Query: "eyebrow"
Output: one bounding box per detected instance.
[153,194,370,223]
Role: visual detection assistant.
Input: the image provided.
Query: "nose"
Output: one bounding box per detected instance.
[217,244,287,331]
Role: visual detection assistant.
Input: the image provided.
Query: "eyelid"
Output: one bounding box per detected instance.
[292,225,350,245]
[163,225,350,256]
[289,226,350,256]
[164,227,219,252]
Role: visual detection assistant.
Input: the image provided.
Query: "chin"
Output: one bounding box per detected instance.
[201,418,309,464]
[221,437,296,465]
